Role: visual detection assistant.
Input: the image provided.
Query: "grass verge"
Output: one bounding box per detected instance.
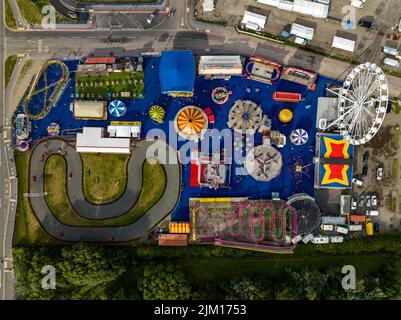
[5,55,17,89]
[5,0,17,29]
[13,152,62,246]
[17,0,73,25]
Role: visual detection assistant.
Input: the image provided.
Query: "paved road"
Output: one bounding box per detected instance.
[29,138,181,242]
[1,0,17,301]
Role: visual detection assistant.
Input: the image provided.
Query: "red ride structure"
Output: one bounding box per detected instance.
[273,91,302,103]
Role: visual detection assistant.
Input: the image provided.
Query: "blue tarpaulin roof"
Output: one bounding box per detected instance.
[159,51,195,94]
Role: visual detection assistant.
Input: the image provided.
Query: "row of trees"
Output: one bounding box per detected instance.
[13,244,401,300]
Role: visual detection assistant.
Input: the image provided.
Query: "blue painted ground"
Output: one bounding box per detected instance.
[16,57,341,222]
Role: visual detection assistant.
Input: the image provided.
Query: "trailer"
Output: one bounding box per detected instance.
[349,224,363,231]
[335,226,349,235]
[330,236,344,243]
[302,233,314,244]
[311,236,330,244]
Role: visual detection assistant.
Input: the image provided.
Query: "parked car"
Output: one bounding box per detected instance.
[366,210,379,216]
[32,175,36,182]
[146,9,159,24]
[351,197,357,210]
[362,164,368,177]
[366,194,371,207]
[353,177,364,186]
[358,19,373,28]
[294,37,307,45]
[377,166,383,180]
[358,194,366,207]
[372,194,378,206]
[383,57,400,68]
[351,0,366,8]
[363,151,369,165]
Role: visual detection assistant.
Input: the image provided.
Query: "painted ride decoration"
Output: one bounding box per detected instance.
[108,100,127,117]
[149,105,166,124]
[211,86,230,105]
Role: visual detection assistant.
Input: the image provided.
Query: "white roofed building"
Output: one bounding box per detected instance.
[257,0,330,19]
[198,55,243,78]
[241,10,267,31]
[76,127,131,154]
[73,101,106,120]
[332,36,356,52]
[107,122,141,138]
[290,23,315,40]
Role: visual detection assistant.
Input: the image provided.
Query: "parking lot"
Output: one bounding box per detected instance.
[93,10,167,30]
[352,111,401,232]
[197,0,401,71]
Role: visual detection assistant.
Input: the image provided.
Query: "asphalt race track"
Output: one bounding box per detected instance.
[28,138,181,242]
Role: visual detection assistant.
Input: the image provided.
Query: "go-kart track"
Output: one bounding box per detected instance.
[28,138,181,242]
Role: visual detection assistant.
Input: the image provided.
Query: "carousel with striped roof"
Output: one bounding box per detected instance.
[174,105,208,141]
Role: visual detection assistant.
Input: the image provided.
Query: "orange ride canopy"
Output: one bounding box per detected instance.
[176,107,206,135]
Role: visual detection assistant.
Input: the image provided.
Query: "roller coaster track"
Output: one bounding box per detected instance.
[23,60,70,119]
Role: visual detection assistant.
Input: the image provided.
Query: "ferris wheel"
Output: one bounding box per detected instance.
[325,62,389,145]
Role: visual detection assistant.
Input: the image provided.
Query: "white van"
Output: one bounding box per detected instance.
[384,58,400,68]
[294,37,307,46]
[351,0,366,8]
[383,47,399,56]
[366,210,379,216]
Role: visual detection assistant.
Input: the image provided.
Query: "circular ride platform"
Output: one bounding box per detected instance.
[245,144,282,182]
[227,100,263,134]
[287,194,321,236]
[174,106,208,141]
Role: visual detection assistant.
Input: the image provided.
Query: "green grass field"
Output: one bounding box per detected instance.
[75,71,144,100]
[5,0,17,29]
[5,55,17,89]
[81,153,129,204]
[18,0,73,25]
[44,154,166,227]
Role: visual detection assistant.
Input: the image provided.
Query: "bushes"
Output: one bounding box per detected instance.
[296,233,401,255]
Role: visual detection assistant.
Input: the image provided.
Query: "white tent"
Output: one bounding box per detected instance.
[198,55,243,76]
[76,127,131,154]
[332,36,356,52]
[257,0,330,19]
[242,10,267,30]
[203,0,214,12]
[290,23,315,40]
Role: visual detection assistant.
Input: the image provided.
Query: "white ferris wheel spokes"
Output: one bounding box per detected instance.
[325,62,388,145]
